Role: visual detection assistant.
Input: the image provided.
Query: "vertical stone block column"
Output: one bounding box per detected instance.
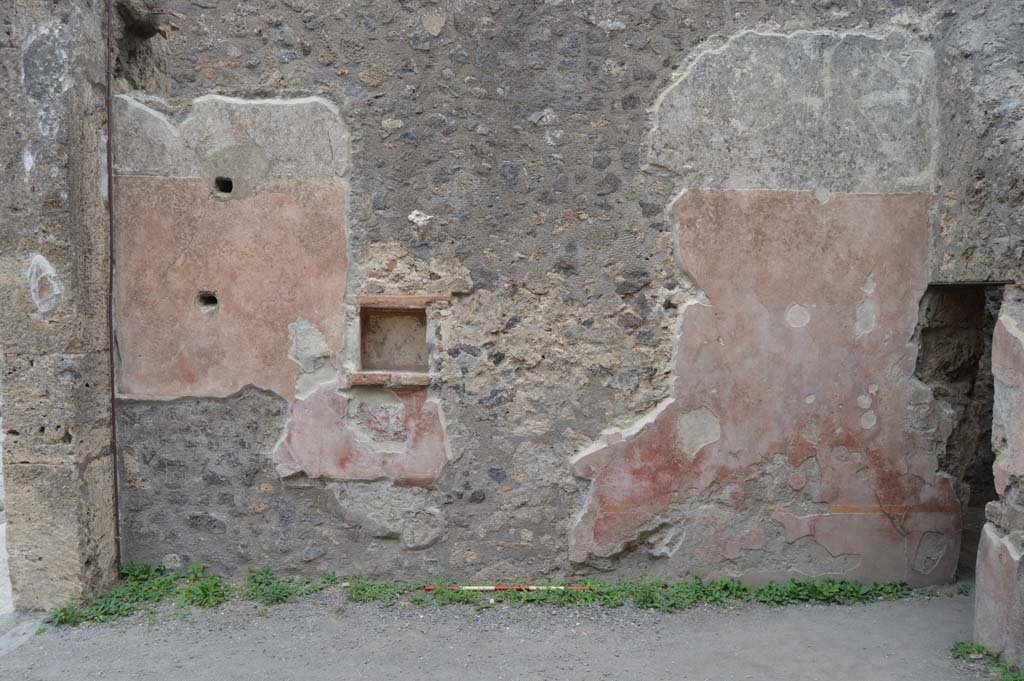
[0,1,119,609]
[976,285,1024,666]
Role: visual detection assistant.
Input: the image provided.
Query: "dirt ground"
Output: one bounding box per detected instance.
[0,586,999,681]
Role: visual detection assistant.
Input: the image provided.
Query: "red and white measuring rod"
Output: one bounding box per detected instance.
[423,585,588,592]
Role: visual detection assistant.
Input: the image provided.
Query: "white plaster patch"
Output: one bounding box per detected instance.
[785,304,811,328]
[857,394,872,408]
[678,407,721,457]
[26,253,63,314]
[648,526,686,558]
[22,151,34,174]
[288,319,336,399]
[854,298,877,339]
[408,210,433,227]
[804,394,816,404]
[860,410,877,429]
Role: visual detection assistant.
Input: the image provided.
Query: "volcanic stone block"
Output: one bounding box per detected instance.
[4,458,116,610]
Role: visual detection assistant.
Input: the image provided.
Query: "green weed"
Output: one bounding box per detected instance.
[344,576,421,605]
[343,576,908,612]
[242,567,338,606]
[45,562,337,626]
[47,563,915,628]
[952,641,1024,681]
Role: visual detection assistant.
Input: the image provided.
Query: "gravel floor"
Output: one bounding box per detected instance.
[0,588,997,681]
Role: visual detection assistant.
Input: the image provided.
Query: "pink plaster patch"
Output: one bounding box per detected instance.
[273,383,449,485]
[114,178,347,401]
[570,191,961,585]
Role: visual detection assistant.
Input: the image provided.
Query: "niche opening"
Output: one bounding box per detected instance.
[360,307,429,372]
[914,283,1003,578]
[214,177,233,194]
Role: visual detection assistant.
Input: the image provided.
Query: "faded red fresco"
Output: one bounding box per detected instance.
[114,177,347,401]
[115,176,449,485]
[273,384,449,485]
[571,190,961,586]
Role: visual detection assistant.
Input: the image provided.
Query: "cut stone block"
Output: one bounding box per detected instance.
[974,523,1024,667]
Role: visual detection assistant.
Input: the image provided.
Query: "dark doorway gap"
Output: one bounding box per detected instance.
[914,284,1003,578]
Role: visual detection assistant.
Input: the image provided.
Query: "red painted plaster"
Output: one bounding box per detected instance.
[570,191,961,585]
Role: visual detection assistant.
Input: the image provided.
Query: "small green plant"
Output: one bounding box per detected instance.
[179,575,231,607]
[752,578,909,606]
[952,641,1024,681]
[45,562,338,627]
[242,567,338,606]
[45,602,86,627]
[344,576,421,605]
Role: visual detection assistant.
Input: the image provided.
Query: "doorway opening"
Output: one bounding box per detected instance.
[914,284,1003,578]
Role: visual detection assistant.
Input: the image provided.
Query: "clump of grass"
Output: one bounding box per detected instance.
[344,576,422,605]
[46,561,179,625]
[752,577,909,606]
[45,562,338,627]
[346,576,910,612]
[179,563,232,608]
[242,567,339,606]
[46,563,914,627]
[952,641,1024,681]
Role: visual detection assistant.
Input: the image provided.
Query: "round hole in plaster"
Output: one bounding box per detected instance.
[196,291,219,312]
[214,177,233,193]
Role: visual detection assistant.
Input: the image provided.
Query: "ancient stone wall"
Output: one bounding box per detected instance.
[932,0,1024,283]
[3,0,1023,606]
[104,0,1010,588]
[0,0,119,608]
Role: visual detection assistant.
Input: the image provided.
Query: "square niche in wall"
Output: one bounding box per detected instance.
[353,295,448,387]
[360,306,429,372]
